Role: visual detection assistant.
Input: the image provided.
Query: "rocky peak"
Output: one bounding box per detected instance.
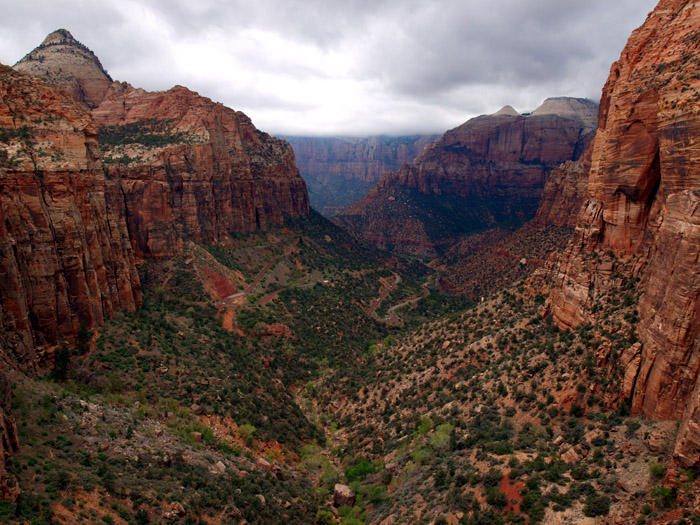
[491,105,519,117]
[14,28,113,108]
[41,28,79,46]
[531,96,598,131]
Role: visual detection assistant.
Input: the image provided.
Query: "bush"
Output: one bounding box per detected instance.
[345,460,375,482]
[649,461,666,479]
[583,493,610,517]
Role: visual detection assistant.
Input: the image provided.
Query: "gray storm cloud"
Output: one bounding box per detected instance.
[0,0,657,135]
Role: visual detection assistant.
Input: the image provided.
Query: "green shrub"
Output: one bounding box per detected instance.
[583,493,610,517]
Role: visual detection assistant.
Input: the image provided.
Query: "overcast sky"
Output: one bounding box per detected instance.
[1,0,658,136]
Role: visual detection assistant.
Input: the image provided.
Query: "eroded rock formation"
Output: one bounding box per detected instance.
[534,158,589,228]
[548,0,700,466]
[93,82,309,258]
[335,98,597,256]
[14,31,311,260]
[13,29,113,109]
[0,64,141,360]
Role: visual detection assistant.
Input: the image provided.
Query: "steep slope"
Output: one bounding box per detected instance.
[13,29,112,108]
[93,82,309,258]
[548,0,700,466]
[335,98,597,256]
[14,31,311,259]
[0,64,141,362]
[284,135,437,215]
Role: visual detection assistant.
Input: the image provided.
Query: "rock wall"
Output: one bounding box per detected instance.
[533,158,589,228]
[0,373,19,501]
[335,99,596,256]
[0,65,141,359]
[548,0,700,466]
[284,135,437,214]
[93,82,310,258]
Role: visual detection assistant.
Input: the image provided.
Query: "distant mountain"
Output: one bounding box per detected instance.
[333,97,598,257]
[283,135,438,215]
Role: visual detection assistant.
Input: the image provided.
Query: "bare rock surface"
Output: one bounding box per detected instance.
[548,0,700,466]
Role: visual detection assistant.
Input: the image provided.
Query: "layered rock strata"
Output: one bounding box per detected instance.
[0,65,141,359]
[335,98,597,256]
[93,83,309,258]
[14,29,113,109]
[548,0,700,466]
[14,30,311,259]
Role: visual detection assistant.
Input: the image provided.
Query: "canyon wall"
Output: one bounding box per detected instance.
[13,29,310,260]
[284,135,437,215]
[0,64,141,361]
[93,83,309,258]
[548,0,700,466]
[334,99,597,256]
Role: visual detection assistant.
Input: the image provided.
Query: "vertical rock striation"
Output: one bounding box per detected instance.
[0,64,141,361]
[548,0,700,466]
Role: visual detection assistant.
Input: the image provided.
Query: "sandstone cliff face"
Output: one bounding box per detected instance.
[93,82,309,258]
[533,159,589,228]
[335,99,597,256]
[284,135,437,214]
[14,31,311,260]
[0,65,141,361]
[14,29,113,109]
[548,0,700,466]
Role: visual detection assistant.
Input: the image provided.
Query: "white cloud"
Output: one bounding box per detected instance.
[0,0,658,136]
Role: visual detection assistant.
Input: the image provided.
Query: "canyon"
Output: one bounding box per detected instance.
[334,97,597,256]
[283,135,437,215]
[2,1,700,522]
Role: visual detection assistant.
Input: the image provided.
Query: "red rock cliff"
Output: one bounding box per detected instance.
[335,99,596,256]
[548,0,700,466]
[0,65,141,362]
[14,31,311,259]
[92,82,309,258]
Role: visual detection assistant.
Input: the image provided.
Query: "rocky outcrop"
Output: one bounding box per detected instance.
[533,158,589,228]
[93,82,309,258]
[548,0,700,466]
[0,65,141,360]
[284,135,437,215]
[14,29,113,109]
[335,98,597,256]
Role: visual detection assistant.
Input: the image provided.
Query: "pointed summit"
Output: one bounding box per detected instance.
[492,105,519,117]
[14,29,113,108]
[41,28,79,46]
